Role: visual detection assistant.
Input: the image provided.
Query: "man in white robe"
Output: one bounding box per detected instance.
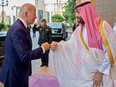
[50,1,116,87]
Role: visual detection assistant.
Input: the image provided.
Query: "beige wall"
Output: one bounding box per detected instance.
[96,0,116,27]
[76,0,116,27]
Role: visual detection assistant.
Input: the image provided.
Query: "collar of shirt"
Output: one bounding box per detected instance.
[18,17,28,28]
[82,24,88,45]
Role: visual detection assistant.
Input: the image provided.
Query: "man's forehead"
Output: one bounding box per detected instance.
[29,7,36,13]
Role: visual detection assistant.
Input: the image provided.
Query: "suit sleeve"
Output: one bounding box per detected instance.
[12,29,43,62]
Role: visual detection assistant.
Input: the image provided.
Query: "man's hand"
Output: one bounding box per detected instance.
[42,42,50,51]
[50,41,58,51]
[92,71,103,87]
[35,20,40,25]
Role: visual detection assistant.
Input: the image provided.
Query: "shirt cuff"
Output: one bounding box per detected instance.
[41,46,45,53]
[98,65,110,75]
[98,58,111,75]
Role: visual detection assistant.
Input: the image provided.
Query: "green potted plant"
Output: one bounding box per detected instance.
[0,22,8,31]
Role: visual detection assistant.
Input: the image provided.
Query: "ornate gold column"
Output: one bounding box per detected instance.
[76,0,96,8]
[91,0,96,8]
[76,0,81,5]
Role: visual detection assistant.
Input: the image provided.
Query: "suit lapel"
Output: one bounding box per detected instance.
[17,19,32,49]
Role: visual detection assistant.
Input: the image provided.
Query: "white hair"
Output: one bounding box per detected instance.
[19,3,35,17]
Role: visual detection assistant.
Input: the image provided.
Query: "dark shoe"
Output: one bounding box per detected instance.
[40,64,45,67]
[45,65,48,67]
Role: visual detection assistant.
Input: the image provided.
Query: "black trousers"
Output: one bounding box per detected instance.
[41,50,49,66]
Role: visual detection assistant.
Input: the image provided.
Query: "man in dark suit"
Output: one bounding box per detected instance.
[32,19,52,67]
[0,3,50,87]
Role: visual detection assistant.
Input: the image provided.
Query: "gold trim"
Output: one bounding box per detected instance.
[80,28,89,50]
[99,20,114,66]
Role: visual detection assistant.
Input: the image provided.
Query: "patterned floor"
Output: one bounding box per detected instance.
[29,57,59,87]
[29,74,59,87]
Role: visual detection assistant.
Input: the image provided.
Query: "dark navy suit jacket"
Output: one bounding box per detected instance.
[0,19,43,87]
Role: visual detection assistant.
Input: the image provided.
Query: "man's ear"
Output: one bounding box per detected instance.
[25,12,28,16]
[25,11,29,17]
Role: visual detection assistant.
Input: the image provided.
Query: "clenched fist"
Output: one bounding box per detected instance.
[41,42,50,51]
[50,41,58,51]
